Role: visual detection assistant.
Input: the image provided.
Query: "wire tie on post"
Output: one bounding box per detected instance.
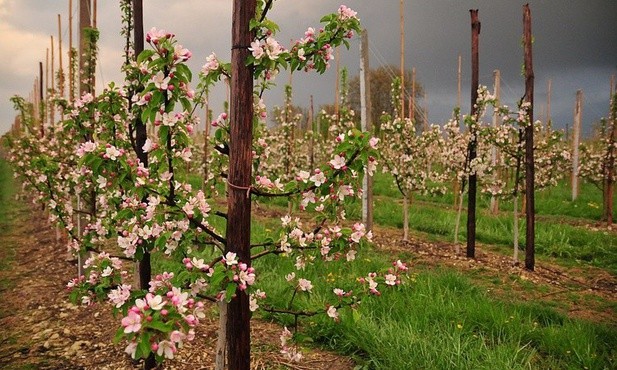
[227,181,252,198]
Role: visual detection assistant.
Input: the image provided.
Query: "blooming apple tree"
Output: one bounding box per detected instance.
[6,3,410,367]
[380,77,447,240]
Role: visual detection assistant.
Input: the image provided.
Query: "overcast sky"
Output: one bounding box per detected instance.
[1,0,615,137]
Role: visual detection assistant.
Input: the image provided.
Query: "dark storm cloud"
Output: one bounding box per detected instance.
[1,0,615,136]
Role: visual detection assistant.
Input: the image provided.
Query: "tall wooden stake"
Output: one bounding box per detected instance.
[411,67,416,124]
[39,62,44,137]
[227,1,255,368]
[45,47,49,130]
[457,53,462,111]
[490,69,501,214]
[360,29,374,231]
[571,90,583,201]
[546,79,552,129]
[50,35,55,127]
[203,92,211,189]
[92,0,97,28]
[466,9,480,259]
[335,47,340,126]
[79,0,92,96]
[400,0,405,118]
[523,3,536,271]
[58,14,65,100]
[69,0,74,103]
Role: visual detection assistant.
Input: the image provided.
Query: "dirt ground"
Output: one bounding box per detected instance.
[1,202,615,369]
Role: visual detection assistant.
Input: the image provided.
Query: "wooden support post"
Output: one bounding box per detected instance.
[226,1,256,368]
[334,47,340,128]
[466,9,480,259]
[50,35,55,127]
[571,90,583,201]
[360,29,374,231]
[69,0,74,103]
[523,3,536,271]
[457,53,462,112]
[411,67,416,124]
[203,91,211,190]
[546,79,552,129]
[400,0,405,119]
[58,14,64,100]
[92,0,97,28]
[79,0,92,96]
[39,62,44,137]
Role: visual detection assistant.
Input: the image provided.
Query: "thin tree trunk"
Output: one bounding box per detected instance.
[403,194,409,241]
[215,301,228,370]
[226,1,256,368]
[513,193,520,264]
[454,187,464,254]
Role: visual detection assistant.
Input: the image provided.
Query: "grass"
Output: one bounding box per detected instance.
[253,249,616,369]
[343,173,617,275]
[4,157,616,368]
[0,159,16,293]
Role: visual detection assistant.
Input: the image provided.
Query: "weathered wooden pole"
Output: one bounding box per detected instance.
[571,90,583,201]
[466,9,480,259]
[334,47,340,127]
[490,69,501,215]
[226,0,255,368]
[523,3,536,271]
[79,0,92,96]
[58,14,65,100]
[360,29,374,231]
[50,35,55,127]
[457,53,462,112]
[69,0,75,103]
[411,67,416,124]
[39,62,44,137]
[546,79,552,129]
[203,91,211,190]
[400,0,405,119]
[92,0,97,28]
[45,48,49,130]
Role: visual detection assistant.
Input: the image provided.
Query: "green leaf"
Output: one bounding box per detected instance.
[175,63,193,82]
[137,49,155,64]
[225,283,237,303]
[139,331,152,358]
[147,320,173,333]
[154,234,168,250]
[113,326,125,344]
[180,97,192,113]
